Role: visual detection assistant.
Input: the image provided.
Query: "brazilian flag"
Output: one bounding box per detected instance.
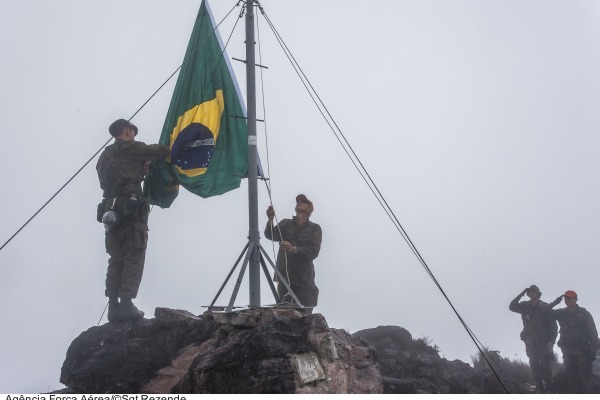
[145,0,247,207]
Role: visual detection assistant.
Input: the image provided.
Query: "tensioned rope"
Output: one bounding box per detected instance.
[0,2,242,256]
[257,4,512,393]
[254,7,293,302]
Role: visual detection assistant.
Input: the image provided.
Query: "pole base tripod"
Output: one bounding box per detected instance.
[208,240,304,312]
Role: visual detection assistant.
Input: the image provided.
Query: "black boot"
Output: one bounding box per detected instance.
[119,297,144,320]
[107,297,120,322]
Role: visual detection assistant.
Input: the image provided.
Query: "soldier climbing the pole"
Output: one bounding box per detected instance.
[509,284,558,393]
[265,194,322,314]
[96,119,170,322]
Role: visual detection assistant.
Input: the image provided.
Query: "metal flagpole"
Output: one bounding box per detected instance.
[245,0,261,307]
[209,0,303,312]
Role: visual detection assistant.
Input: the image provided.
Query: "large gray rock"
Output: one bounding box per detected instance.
[60,307,382,394]
[355,325,479,393]
[354,325,562,394]
[60,308,219,393]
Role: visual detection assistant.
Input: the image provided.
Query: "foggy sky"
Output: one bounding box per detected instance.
[1,0,599,392]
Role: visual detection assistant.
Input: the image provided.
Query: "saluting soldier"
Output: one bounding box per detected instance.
[265,194,322,314]
[551,290,599,393]
[509,285,558,393]
[96,119,170,322]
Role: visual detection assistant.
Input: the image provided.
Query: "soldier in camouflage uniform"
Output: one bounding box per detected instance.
[551,290,599,393]
[509,284,558,393]
[264,194,322,314]
[96,119,170,322]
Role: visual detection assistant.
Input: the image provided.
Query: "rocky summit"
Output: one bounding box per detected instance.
[60,307,382,394]
[59,308,600,394]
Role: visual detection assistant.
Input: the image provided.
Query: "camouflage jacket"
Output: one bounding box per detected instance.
[552,305,599,354]
[96,139,170,198]
[509,297,558,345]
[264,217,322,288]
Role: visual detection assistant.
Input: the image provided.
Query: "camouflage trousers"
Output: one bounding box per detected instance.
[525,341,554,390]
[105,221,148,299]
[563,352,593,393]
[277,283,319,314]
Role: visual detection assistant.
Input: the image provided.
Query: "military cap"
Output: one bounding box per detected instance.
[564,290,577,299]
[296,194,313,212]
[527,284,541,297]
[109,119,138,137]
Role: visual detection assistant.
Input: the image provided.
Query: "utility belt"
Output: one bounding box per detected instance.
[520,330,551,344]
[97,195,147,224]
[557,329,590,350]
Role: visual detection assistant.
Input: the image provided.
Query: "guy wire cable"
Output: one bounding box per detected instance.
[263,12,510,390]
[259,7,410,239]
[259,5,510,392]
[97,302,109,327]
[0,2,241,255]
[266,25,513,394]
[261,9,432,273]
[260,11,398,229]
[257,8,399,234]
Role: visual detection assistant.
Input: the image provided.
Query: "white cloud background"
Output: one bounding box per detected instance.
[1,0,599,392]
